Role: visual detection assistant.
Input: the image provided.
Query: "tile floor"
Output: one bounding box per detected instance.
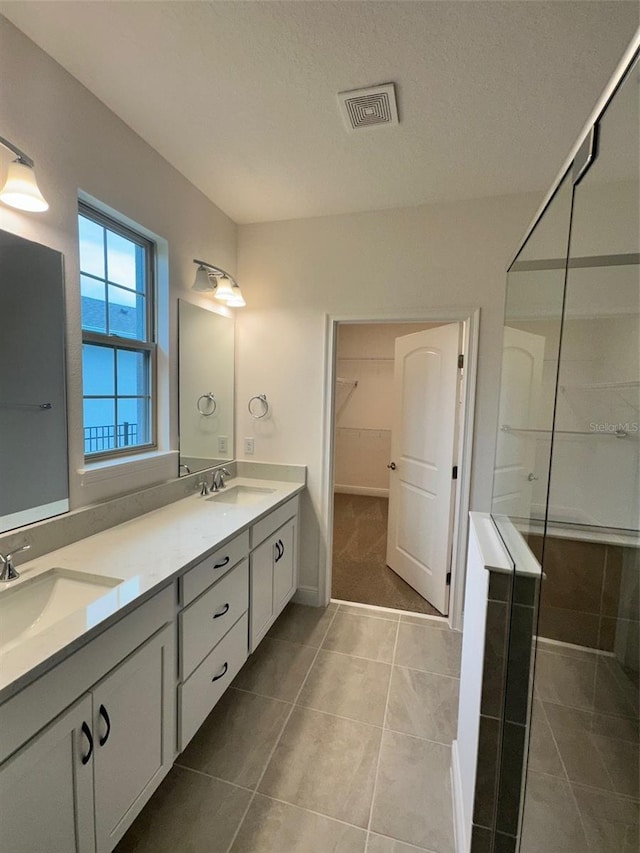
[521,640,639,853]
[116,602,461,853]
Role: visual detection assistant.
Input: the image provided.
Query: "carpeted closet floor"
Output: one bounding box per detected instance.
[331,493,442,616]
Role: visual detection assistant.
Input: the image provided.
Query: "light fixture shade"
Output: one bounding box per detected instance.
[226,285,246,307]
[0,160,49,212]
[192,265,214,292]
[214,275,234,302]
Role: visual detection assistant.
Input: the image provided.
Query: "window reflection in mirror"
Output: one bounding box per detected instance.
[178,300,234,475]
[0,230,69,532]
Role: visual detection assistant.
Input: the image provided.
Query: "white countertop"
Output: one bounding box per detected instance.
[0,477,303,701]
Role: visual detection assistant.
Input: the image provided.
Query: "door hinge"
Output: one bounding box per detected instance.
[452,465,458,480]
[446,571,452,585]
[457,353,464,369]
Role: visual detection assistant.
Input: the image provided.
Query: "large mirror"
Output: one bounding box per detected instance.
[0,229,69,532]
[178,299,234,474]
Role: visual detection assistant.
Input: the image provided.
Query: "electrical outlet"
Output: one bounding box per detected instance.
[244,437,255,455]
[217,436,228,454]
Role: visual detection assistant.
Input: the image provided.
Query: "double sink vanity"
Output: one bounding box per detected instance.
[0,474,304,853]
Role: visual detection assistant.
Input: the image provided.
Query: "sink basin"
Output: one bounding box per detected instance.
[206,485,276,507]
[0,568,122,653]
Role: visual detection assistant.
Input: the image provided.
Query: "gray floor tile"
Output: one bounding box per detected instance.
[527,702,565,778]
[572,783,640,852]
[338,603,400,621]
[267,602,336,647]
[232,637,317,701]
[534,650,595,710]
[552,728,614,790]
[298,649,392,726]
[593,658,639,719]
[592,734,639,798]
[178,688,290,788]
[394,623,461,677]
[385,667,459,744]
[322,612,397,662]
[114,766,251,853]
[520,772,588,853]
[258,706,381,827]
[231,795,367,852]
[367,834,428,852]
[371,730,454,852]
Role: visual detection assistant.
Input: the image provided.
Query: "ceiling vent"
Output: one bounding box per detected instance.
[338,83,399,132]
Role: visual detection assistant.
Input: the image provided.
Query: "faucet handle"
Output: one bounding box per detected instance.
[0,544,30,581]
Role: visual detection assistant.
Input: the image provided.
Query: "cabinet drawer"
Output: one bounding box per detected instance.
[181,531,249,606]
[178,612,248,750]
[251,495,299,548]
[180,560,249,680]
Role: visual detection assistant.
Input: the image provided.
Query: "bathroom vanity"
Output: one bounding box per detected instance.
[0,476,303,853]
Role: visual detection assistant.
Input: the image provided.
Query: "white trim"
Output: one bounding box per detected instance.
[334,484,389,498]
[331,598,450,624]
[320,308,479,632]
[292,585,319,606]
[451,739,467,853]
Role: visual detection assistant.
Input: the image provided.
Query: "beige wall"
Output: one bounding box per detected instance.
[236,194,541,598]
[0,18,237,508]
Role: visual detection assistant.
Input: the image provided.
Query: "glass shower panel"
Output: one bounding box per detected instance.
[520,56,639,853]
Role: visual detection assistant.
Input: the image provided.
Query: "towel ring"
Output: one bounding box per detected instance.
[197,392,217,416]
[248,394,269,419]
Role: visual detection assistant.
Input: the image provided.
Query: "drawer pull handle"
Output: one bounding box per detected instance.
[98,704,111,747]
[212,662,229,682]
[213,603,230,619]
[81,721,93,765]
[274,539,285,563]
[213,556,230,570]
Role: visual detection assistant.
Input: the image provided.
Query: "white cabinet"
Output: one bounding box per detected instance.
[0,623,175,853]
[93,625,175,852]
[0,694,95,853]
[250,502,299,652]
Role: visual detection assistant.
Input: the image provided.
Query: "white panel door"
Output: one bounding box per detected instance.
[492,327,545,519]
[0,694,95,853]
[386,324,461,615]
[93,625,175,853]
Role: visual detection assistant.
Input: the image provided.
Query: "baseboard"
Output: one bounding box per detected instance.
[451,739,467,853]
[293,585,321,606]
[334,484,389,498]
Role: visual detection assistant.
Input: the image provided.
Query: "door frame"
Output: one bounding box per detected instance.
[320,308,480,631]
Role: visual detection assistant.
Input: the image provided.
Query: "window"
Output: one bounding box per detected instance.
[78,203,156,458]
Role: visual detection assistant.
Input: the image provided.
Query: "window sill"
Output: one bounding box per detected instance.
[78,450,179,497]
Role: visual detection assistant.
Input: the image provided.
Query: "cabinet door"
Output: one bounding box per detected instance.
[0,694,95,853]
[93,624,175,853]
[250,536,275,652]
[273,517,296,614]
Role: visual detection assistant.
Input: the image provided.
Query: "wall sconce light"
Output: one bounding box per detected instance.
[192,259,246,307]
[0,136,49,212]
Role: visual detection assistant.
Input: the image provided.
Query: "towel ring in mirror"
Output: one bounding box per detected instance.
[248,394,269,419]
[197,392,217,416]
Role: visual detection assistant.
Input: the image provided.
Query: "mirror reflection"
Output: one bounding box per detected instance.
[178,300,234,475]
[0,229,69,532]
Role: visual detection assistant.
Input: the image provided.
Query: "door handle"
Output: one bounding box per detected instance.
[274,540,284,563]
[98,704,111,747]
[81,721,93,765]
[387,462,396,470]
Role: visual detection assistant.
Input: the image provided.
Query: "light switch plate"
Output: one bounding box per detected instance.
[244,437,255,455]
[218,436,228,454]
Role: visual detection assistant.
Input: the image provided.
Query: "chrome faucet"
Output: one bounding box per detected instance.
[211,467,231,491]
[0,544,31,582]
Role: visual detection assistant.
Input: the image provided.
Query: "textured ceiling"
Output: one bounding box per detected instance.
[1,1,638,223]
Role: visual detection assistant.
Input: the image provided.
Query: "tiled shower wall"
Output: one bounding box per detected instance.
[528,535,638,652]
